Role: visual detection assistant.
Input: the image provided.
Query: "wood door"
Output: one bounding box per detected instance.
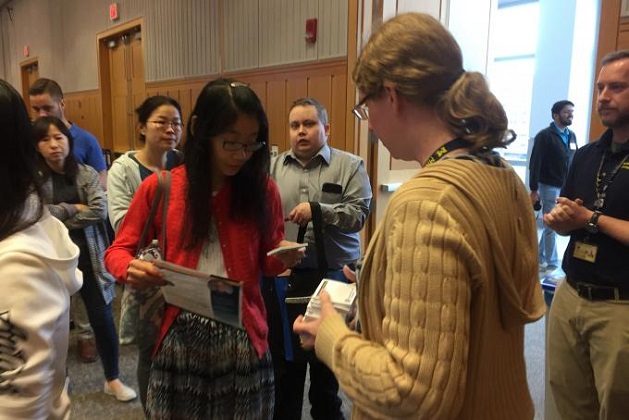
[106,28,145,154]
[128,33,146,150]
[20,58,39,117]
[109,39,131,153]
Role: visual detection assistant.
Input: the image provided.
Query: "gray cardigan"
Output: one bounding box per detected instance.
[41,164,115,304]
[107,150,183,232]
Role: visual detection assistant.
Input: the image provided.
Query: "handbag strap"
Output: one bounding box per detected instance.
[296,201,327,273]
[135,170,171,255]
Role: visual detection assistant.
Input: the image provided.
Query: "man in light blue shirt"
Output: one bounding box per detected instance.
[269,97,372,419]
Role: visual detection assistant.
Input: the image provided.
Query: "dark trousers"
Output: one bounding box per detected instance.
[275,359,343,420]
[264,270,346,420]
[77,246,119,381]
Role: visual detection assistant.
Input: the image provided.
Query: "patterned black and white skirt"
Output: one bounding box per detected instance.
[146,311,274,419]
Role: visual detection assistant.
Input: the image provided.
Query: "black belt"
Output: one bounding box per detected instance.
[567,279,629,301]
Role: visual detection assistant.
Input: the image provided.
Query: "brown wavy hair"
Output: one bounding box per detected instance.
[353,13,512,150]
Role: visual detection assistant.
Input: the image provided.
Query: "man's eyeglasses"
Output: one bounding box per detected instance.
[220,139,266,153]
[148,120,184,131]
[352,94,372,120]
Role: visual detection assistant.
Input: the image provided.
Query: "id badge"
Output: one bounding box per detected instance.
[574,241,597,263]
[570,142,578,150]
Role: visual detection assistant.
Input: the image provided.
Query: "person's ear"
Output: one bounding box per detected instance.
[323,122,330,138]
[383,81,401,114]
[189,115,197,136]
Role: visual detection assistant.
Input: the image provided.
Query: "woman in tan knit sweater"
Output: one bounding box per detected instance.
[293,12,545,420]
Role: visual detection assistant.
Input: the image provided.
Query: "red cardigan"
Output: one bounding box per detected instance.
[104,166,286,357]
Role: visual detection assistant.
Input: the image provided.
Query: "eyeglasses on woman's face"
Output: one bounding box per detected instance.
[218,138,266,153]
[148,120,184,131]
[352,94,373,120]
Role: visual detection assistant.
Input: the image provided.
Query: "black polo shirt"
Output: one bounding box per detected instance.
[561,129,629,288]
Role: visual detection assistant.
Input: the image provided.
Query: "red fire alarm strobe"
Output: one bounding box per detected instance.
[109,3,119,21]
[305,18,317,44]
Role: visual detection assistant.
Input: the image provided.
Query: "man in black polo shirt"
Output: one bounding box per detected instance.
[544,50,629,420]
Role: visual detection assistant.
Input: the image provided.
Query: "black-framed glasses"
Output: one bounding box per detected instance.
[352,94,373,120]
[220,139,266,153]
[148,120,184,131]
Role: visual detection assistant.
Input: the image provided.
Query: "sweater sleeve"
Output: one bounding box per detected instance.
[105,175,158,282]
[63,166,108,230]
[107,161,136,233]
[315,200,472,419]
[261,178,288,276]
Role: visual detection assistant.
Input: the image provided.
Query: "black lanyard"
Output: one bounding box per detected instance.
[594,150,629,210]
[424,138,472,167]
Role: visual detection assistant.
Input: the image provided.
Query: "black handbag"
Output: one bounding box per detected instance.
[283,201,327,362]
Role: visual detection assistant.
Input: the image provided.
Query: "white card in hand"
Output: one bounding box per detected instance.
[266,243,308,256]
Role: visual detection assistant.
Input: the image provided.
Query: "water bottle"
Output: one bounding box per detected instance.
[137,239,163,262]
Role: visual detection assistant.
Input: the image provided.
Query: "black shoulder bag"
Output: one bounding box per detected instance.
[284,201,327,362]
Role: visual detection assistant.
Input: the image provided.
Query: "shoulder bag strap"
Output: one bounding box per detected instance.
[296,202,327,273]
[135,172,165,256]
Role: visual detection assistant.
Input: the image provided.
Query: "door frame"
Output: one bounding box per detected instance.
[19,56,39,114]
[96,18,144,152]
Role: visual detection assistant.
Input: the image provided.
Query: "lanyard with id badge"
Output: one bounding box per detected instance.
[574,151,629,263]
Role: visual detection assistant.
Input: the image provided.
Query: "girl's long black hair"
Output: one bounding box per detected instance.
[0,79,43,241]
[184,78,271,247]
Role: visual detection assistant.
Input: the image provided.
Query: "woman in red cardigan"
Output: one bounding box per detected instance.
[105,79,304,419]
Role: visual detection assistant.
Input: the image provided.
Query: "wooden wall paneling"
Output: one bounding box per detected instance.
[248,80,268,111]
[285,78,309,149]
[590,0,622,140]
[618,19,629,50]
[64,90,104,145]
[141,59,348,154]
[329,73,348,151]
[266,79,289,150]
[307,74,335,145]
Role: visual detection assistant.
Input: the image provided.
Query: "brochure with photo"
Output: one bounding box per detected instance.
[153,260,243,329]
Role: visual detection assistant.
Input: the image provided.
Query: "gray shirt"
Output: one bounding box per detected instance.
[270,144,372,269]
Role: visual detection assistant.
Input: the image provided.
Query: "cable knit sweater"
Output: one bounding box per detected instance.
[315,158,545,419]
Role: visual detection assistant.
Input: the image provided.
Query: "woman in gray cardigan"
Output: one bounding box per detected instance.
[106,95,183,408]
[34,115,137,403]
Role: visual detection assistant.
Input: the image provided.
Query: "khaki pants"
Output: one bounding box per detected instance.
[548,281,629,420]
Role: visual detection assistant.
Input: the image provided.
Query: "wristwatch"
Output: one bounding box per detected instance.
[585,210,602,234]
